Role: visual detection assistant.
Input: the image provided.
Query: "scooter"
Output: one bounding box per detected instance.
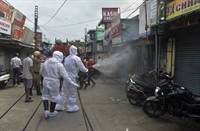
[126,69,165,105]
[0,70,10,88]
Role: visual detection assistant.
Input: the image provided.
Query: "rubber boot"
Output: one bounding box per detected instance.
[43,100,49,110]
[36,86,42,95]
[50,102,58,117]
[43,100,50,119]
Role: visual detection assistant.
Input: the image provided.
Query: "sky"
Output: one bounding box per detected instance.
[6,0,143,44]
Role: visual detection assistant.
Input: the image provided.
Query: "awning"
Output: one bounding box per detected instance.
[151,9,200,28]
[0,38,35,49]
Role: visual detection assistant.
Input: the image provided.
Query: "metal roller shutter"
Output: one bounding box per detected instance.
[174,23,200,95]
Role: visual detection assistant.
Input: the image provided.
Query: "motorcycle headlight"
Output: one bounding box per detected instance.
[155,87,160,96]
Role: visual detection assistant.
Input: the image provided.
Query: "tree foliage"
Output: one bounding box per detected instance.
[69,40,84,47]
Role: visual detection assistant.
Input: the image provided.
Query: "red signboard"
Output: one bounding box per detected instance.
[12,9,26,28]
[111,23,121,38]
[0,0,14,22]
[102,8,118,22]
[12,25,24,41]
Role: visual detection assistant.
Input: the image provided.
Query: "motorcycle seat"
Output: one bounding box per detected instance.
[193,95,200,104]
[133,80,155,91]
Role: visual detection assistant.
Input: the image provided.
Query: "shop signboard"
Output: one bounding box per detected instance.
[0,18,11,35]
[36,32,42,46]
[12,24,23,41]
[166,0,200,20]
[111,14,121,45]
[11,9,26,28]
[0,0,14,22]
[102,8,119,23]
[111,23,121,38]
[150,0,158,26]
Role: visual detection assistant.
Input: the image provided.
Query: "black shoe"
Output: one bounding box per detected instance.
[92,83,96,87]
[84,84,88,89]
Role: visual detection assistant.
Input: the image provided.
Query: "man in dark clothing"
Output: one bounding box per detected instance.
[10,53,22,86]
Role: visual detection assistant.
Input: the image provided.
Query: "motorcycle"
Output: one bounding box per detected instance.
[0,70,10,89]
[126,69,162,105]
[142,74,200,122]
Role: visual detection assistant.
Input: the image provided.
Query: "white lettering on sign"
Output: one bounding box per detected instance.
[102,11,118,21]
[103,11,118,17]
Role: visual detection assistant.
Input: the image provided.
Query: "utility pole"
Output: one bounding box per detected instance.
[84,28,87,57]
[34,6,38,49]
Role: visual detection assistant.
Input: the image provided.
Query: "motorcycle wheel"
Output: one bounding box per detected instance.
[142,99,167,118]
[127,92,140,105]
[128,97,140,106]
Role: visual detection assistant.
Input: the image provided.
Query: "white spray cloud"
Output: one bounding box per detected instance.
[93,45,138,77]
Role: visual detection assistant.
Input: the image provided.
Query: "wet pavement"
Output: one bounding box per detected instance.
[0,78,200,131]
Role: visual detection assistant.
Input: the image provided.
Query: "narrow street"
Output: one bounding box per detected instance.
[0,78,200,131]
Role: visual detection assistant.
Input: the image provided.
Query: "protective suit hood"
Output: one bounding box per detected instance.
[50,51,63,63]
[69,45,78,56]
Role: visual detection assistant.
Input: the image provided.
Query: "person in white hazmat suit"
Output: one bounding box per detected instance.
[55,45,88,113]
[40,51,80,119]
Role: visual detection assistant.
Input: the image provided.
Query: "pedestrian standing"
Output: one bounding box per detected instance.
[30,51,44,96]
[55,45,88,112]
[40,51,80,119]
[86,57,96,87]
[10,53,22,86]
[22,52,34,102]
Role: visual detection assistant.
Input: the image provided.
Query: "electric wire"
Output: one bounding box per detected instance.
[42,27,83,36]
[0,93,25,119]
[41,0,67,27]
[40,27,66,41]
[5,0,144,41]
[44,5,141,28]
[120,0,139,14]
[44,18,101,28]
[77,89,94,131]
[126,2,144,19]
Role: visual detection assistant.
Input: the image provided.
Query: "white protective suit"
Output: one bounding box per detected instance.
[56,45,88,112]
[40,51,78,102]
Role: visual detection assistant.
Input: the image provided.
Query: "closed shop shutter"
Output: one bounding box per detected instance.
[174,23,200,95]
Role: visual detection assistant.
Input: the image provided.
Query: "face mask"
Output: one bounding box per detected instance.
[31,55,34,58]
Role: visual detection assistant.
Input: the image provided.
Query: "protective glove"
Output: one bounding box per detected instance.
[71,82,80,88]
